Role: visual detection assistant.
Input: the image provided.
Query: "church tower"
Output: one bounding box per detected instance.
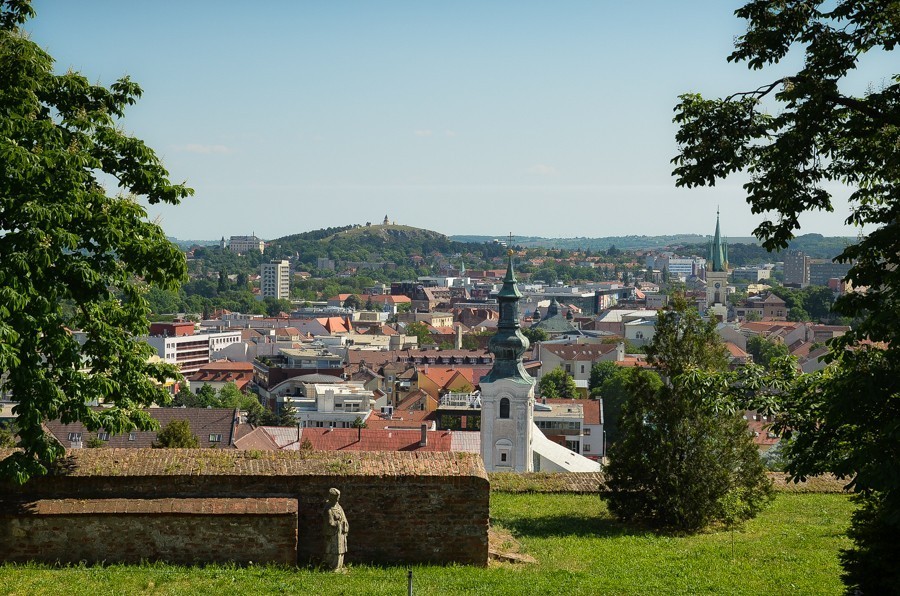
[480,251,535,472]
[706,210,730,311]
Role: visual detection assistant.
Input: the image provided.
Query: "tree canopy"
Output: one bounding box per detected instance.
[605,296,772,532]
[538,366,578,399]
[672,2,900,589]
[152,419,199,449]
[0,2,191,482]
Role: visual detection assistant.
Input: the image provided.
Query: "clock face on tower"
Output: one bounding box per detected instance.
[714,282,721,288]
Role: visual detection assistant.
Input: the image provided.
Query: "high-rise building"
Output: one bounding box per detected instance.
[260,259,290,300]
[783,250,809,287]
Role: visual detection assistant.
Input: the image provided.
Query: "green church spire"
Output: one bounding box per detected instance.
[708,209,729,272]
[483,251,533,384]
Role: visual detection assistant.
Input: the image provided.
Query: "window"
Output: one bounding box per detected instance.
[500,453,507,462]
[580,365,585,374]
[583,428,591,436]
[97,432,110,441]
[209,434,222,442]
[67,432,82,442]
[499,398,510,419]
[565,364,571,373]
[584,444,591,452]
[128,433,136,441]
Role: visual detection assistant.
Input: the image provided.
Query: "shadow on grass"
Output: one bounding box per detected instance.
[496,512,647,539]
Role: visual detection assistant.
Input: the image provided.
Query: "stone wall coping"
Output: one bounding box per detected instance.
[0,448,487,480]
[4,497,298,516]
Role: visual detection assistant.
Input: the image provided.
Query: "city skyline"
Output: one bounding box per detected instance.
[28,1,892,240]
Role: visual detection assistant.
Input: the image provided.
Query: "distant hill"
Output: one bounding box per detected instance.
[451,234,760,251]
[265,224,507,272]
[450,233,853,259]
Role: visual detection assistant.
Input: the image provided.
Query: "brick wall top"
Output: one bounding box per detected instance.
[0,448,487,480]
[9,497,298,516]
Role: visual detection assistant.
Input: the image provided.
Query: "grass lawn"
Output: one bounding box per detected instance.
[0,493,852,595]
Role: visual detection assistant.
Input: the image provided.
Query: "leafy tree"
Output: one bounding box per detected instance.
[672,2,900,588]
[605,296,771,532]
[461,334,483,351]
[521,326,549,344]
[343,294,362,310]
[746,336,790,371]
[588,361,619,393]
[263,297,293,317]
[405,322,434,346]
[0,3,191,483]
[153,419,200,448]
[0,423,17,448]
[595,366,660,447]
[786,306,810,322]
[85,437,107,449]
[538,366,578,399]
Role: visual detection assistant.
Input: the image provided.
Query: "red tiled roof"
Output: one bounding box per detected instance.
[543,398,602,425]
[301,428,453,452]
[724,342,750,359]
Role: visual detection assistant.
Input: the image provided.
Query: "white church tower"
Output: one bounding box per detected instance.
[480,251,535,472]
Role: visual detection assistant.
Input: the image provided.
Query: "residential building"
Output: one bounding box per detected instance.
[260,259,290,300]
[289,383,381,429]
[187,361,254,393]
[46,407,242,449]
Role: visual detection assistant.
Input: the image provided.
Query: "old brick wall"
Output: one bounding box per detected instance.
[0,449,490,566]
[0,498,297,565]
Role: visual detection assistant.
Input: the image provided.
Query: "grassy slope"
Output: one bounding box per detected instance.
[0,493,852,596]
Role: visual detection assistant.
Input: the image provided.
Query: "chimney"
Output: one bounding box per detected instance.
[419,424,427,447]
[455,325,463,350]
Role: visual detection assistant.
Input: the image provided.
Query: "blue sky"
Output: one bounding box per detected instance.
[27,1,886,241]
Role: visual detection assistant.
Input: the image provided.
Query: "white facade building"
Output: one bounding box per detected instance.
[260,259,290,300]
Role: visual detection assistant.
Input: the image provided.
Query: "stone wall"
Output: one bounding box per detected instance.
[1,498,297,565]
[0,449,490,566]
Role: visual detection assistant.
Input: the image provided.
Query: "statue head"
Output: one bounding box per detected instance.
[327,487,341,503]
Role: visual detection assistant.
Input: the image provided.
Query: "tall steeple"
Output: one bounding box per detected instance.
[708,208,729,272]
[483,252,532,384]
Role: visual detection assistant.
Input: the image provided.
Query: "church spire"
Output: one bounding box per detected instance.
[708,209,729,272]
[483,251,532,384]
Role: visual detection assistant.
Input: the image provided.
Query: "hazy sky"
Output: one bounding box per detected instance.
[27,1,890,241]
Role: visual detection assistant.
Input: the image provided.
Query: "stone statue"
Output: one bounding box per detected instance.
[323,488,349,570]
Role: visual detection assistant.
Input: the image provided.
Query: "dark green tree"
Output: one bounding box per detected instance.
[405,322,434,346]
[521,326,549,344]
[343,294,362,310]
[605,296,771,532]
[0,422,17,448]
[672,2,900,588]
[152,419,200,448]
[538,366,578,399]
[588,361,619,393]
[0,3,191,483]
[746,336,790,371]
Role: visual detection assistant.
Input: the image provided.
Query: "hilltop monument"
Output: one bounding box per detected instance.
[480,250,535,472]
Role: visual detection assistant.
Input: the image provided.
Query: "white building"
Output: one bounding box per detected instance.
[260,259,290,300]
[145,330,242,374]
[289,383,385,429]
[229,235,265,254]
